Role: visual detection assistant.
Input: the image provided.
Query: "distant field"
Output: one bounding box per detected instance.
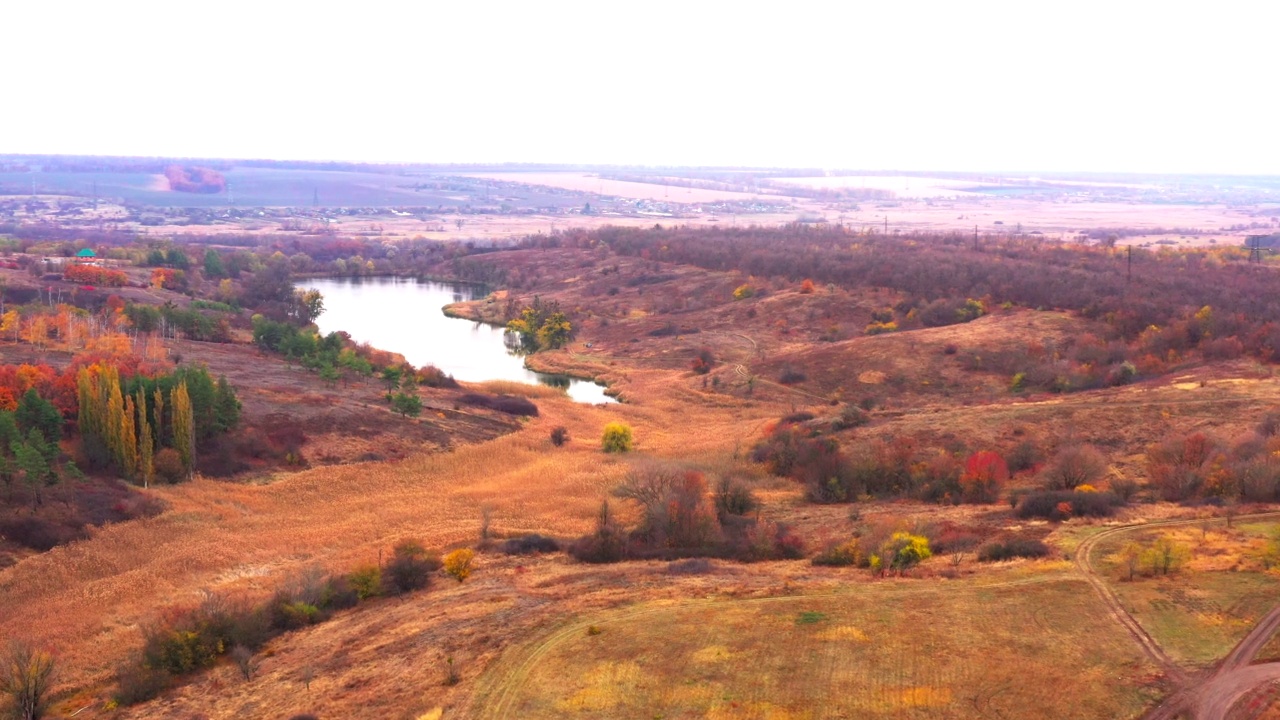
[0,168,586,209]
[772,175,997,198]
[464,172,794,204]
[475,572,1159,719]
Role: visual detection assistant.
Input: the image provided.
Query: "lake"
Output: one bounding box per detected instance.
[302,277,616,404]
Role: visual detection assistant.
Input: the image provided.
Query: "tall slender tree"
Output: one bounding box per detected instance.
[171,382,195,479]
[136,388,153,488]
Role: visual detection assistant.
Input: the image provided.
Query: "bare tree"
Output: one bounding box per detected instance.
[1041,445,1108,490]
[1,641,55,720]
[231,645,258,682]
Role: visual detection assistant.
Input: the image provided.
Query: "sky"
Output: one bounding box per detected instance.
[3,1,1277,174]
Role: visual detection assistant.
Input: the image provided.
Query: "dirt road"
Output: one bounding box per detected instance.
[1074,512,1280,719]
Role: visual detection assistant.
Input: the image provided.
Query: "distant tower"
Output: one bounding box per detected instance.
[313,187,319,207]
[226,181,234,206]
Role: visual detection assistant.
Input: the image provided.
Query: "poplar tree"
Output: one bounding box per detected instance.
[152,387,165,449]
[121,395,138,480]
[171,382,195,478]
[136,388,153,488]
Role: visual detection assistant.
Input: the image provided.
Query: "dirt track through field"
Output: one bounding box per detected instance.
[1073,512,1280,720]
[470,572,1112,719]
[471,513,1280,719]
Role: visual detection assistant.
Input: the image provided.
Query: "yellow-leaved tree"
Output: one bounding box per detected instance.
[171,381,195,479]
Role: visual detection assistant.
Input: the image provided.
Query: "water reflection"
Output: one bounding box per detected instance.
[302,276,617,404]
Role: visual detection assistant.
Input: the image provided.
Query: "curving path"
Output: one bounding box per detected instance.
[1074,512,1280,719]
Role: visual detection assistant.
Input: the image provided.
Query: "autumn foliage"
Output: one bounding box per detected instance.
[959,451,1008,504]
[64,264,128,287]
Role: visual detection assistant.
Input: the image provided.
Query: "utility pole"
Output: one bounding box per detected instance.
[973,224,979,251]
[1127,245,1132,283]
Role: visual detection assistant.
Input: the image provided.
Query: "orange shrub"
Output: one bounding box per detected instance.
[64,264,128,287]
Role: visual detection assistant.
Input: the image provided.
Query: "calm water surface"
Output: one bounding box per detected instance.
[303,277,616,404]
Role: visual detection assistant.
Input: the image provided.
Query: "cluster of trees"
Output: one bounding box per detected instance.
[1116,534,1191,580]
[540,225,1280,368]
[63,264,128,287]
[1146,423,1280,502]
[163,165,227,194]
[76,364,238,485]
[751,412,1133,519]
[125,302,233,343]
[505,296,572,352]
[251,315,456,418]
[569,465,803,563]
[0,389,73,510]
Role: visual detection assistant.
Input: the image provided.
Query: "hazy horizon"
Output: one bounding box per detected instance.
[5,1,1277,175]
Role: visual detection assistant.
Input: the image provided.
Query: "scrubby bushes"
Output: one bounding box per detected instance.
[458,393,539,417]
[1146,428,1280,502]
[385,540,440,594]
[568,466,801,564]
[501,534,560,555]
[1041,445,1108,490]
[714,476,759,517]
[115,539,450,706]
[1015,489,1125,520]
[978,538,1051,562]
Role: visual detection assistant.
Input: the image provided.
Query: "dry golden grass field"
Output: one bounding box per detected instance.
[471,570,1161,720]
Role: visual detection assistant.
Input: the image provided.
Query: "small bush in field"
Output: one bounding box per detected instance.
[550,426,569,446]
[1016,490,1124,520]
[114,662,169,706]
[880,532,931,571]
[501,534,560,555]
[348,565,382,600]
[1041,445,1108,490]
[714,477,758,517]
[778,367,807,385]
[443,548,475,583]
[601,422,633,453]
[385,540,439,594]
[977,538,1051,562]
[832,404,869,430]
[812,539,862,567]
[691,347,715,374]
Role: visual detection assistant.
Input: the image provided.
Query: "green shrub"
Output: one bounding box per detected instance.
[278,602,321,630]
[812,539,862,567]
[601,422,633,453]
[143,629,220,675]
[349,565,382,600]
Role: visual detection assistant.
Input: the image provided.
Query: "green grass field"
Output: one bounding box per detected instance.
[1095,521,1280,667]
